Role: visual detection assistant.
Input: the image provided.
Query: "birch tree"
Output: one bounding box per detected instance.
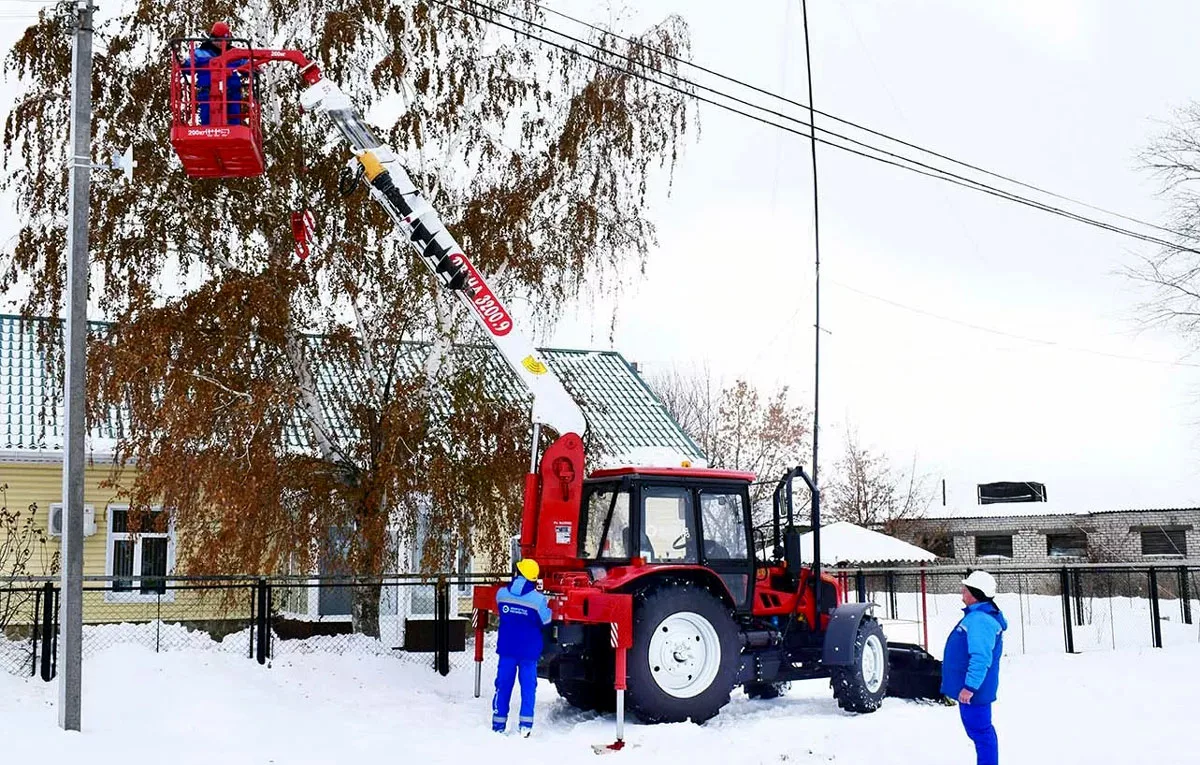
[2,0,693,634]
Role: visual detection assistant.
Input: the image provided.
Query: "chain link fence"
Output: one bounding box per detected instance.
[5,564,1199,682]
[0,572,505,681]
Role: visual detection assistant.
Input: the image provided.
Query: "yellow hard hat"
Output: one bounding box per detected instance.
[516,558,539,581]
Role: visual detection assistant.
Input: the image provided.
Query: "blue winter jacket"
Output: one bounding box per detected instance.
[495,575,552,661]
[185,43,245,125]
[940,601,1007,704]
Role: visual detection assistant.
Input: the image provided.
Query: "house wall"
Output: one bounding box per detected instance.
[0,458,248,627]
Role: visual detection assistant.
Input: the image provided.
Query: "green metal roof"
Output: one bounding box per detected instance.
[0,315,704,465]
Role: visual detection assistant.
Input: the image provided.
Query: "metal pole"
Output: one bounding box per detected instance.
[920,564,929,652]
[1059,568,1076,654]
[1148,568,1163,649]
[58,0,95,732]
[800,0,822,489]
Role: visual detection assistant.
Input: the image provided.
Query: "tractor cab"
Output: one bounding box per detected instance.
[574,465,838,629]
[579,466,759,609]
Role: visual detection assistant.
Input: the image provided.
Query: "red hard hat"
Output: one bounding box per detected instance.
[210,21,231,38]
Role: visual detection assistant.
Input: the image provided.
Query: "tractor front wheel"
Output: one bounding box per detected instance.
[830,617,889,713]
[626,581,739,724]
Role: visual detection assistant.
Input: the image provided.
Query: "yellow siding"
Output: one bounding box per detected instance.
[0,458,248,625]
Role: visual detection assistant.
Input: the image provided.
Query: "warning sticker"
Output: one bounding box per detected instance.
[555,522,572,545]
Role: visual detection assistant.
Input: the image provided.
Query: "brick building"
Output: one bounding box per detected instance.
[899,482,1199,566]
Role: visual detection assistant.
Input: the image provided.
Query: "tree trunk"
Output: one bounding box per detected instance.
[351,581,382,639]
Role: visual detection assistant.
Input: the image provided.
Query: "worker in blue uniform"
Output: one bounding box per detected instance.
[182,21,245,126]
[942,569,1008,765]
[492,558,553,736]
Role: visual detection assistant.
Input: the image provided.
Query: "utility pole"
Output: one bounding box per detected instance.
[800,0,822,490]
[59,0,95,732]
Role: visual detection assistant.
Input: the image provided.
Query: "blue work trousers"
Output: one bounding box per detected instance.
[959,702,998,765]
[492,655,538,732]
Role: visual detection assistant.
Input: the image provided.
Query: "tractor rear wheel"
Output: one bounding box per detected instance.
[830,617,889,713]
[626,581,738,724]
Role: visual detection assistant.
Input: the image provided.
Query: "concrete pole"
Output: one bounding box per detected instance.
[59,0,94,732]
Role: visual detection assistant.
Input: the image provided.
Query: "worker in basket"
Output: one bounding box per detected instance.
[492,558,552,737]
[180,21,246,126]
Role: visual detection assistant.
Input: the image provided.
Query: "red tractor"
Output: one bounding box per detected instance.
[471,455,938,734]
[167,24,941,745]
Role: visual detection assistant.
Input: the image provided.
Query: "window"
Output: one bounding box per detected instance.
[1141,529,1187,557]
[581,485,631,559]
[640,486,696,564]
[1047,532,1088,558]
[974,534,1013,558]
[699,492,748,560]
[105,505,174,601]
[455,541,472,595]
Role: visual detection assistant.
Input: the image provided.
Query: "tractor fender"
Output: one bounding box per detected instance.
[605,565,738,611]
[822,602,878,667]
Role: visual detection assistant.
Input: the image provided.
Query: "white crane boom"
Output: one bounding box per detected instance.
[299,79,587,439]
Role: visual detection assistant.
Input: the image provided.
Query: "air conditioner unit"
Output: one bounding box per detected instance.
[48,504,96,537]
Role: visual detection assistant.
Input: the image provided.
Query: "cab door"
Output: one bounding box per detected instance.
[696,488,755,612]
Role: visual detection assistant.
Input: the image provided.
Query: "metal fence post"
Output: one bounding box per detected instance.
[855,570,866,603]
[919,564,929,652]
[885,571,897,620]
[248,583,256,659]
[435,577,450,677]
[1148,568,1163,649]
[1071,569,1085,626]
[1059,568,1076,654]
[156,590,162,653]
[31,585,42,678]
[255,579,270,665]
[40,582,57,681]
[1178,566,1192,625]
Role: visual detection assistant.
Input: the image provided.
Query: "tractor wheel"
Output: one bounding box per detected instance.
[626,581,739,724]
[830,617,889,713]
[743,681,789,700]
[554,679,616,713]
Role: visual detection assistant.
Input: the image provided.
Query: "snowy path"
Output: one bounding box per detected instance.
[2,641,1198,764]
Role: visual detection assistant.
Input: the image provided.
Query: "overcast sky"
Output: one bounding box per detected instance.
[532,0,1200,514]
[1,1,1197,515]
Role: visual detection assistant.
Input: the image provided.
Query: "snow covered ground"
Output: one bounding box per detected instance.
[2,634,1199,764]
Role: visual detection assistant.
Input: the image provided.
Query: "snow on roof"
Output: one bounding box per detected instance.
[800,522,938,565]
[594,446,709,470]
[0,316,705,465]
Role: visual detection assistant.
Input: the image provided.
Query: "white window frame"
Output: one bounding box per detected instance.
[104,504,176,603]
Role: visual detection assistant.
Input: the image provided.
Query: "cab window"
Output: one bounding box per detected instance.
[699,491,749,560]
[639,486,697,563]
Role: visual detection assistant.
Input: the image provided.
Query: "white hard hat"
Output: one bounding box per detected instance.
[963,570,998,599]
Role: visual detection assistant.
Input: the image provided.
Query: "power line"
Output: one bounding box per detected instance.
[433,0,1200,256]
[828,278,1200,369]
[526,0,1187,242]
